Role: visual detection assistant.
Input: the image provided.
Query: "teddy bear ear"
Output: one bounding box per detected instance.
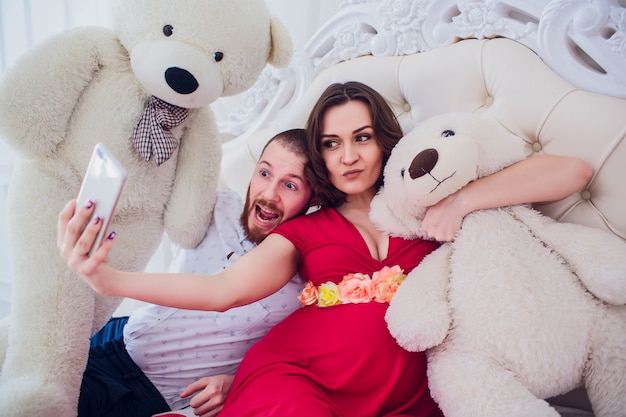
[267,17,293,68]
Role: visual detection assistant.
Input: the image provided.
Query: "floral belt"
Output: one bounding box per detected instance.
[298,265,406,307]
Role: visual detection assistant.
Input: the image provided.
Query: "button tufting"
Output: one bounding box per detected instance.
[580,190,592,200]
[532,142,543,152]
[402,102,411,112]
[484,96,494,106]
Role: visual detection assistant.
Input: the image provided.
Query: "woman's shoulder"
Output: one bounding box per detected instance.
[273,207,338,238]
[288,206,337,226]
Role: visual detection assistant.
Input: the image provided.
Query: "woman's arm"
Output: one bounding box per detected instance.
[421,154,593,241]
[58,199,298,311]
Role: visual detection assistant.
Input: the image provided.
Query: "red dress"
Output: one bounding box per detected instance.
[219,208,443,417]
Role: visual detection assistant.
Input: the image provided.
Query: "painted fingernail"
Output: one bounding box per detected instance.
[85,200,94,209]
[108,231,116,240]
[92,215,101,224]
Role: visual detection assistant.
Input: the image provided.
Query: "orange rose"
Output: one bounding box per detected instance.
[372,265,404,285]
[298,281,318,306]
[374,279,403,303]
[372,265,406,303]
[338,273,374,304]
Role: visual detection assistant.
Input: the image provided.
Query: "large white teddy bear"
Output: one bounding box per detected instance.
[370,112,626,417]
[0,1,292,416]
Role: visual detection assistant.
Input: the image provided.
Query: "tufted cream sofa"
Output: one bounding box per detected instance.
[221,36,626,242]
[218,9,626,416]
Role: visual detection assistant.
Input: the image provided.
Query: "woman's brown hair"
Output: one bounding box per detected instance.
[305,81,403,208]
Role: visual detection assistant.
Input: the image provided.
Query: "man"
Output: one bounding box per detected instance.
[81,129,315,417]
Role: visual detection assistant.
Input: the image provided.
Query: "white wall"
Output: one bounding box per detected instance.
[267,0,341,48]
[0,0,342,318]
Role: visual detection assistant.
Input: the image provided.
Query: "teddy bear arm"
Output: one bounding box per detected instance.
[386,244,452,352]
[534,219,626,305]
[164,109,221,248]
[0,26,123,158]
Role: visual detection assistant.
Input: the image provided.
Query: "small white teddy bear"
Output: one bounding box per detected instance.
[0,1,291,416]
[370,112,626,417]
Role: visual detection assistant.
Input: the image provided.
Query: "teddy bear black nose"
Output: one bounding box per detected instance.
[165,67,199,94]
[408,148,438,179]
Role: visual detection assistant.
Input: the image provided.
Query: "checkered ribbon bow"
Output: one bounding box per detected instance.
[132,96,189,166]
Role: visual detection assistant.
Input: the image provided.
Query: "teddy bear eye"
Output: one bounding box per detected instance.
[163,25,174,37]
[441,130,455,137]
[214,51,224,62]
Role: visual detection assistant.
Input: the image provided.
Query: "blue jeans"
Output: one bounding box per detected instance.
[79,317,170,417]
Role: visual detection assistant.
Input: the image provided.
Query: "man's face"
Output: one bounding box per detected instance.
[241,140,313,244]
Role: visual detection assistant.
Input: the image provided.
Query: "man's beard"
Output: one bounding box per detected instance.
[240,191,283,245]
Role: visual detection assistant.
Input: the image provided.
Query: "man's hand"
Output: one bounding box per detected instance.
[179,374,235,417]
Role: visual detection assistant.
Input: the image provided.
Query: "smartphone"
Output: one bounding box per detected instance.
[76,143,127,256]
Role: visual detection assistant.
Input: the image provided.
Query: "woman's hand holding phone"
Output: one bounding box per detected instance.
[75,143,127,256]
[57,198,116,295]
[58,143,126,294]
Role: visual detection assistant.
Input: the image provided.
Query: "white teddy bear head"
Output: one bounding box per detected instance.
[111,0,292,109]
[371,112,527,238]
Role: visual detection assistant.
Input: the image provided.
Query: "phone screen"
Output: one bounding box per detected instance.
[76,143,127,256]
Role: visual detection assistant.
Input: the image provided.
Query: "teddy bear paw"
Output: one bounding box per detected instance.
[0,375,74,417]
[385,304,450,352]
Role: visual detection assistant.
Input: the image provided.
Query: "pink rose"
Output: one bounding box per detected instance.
[338,273,374,304]
[298,281,318,306]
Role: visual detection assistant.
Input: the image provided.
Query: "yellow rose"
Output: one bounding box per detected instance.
[317,282,341,307]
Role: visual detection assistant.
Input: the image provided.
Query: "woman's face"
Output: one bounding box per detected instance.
[319,100,384,197]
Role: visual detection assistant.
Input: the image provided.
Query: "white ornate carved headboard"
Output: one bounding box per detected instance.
[220,0,626,140]
[219,0,626,248]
